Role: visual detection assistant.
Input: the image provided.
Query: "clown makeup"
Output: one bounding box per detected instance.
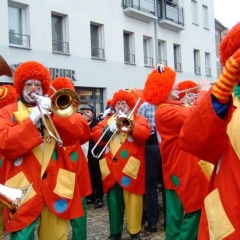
[169,85,179,100]
[115,101,130,115]
[22,80,43,103]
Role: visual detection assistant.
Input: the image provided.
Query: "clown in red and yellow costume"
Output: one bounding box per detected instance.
[0,84,18,240]
[143,65,211,240]
[0,61,91,240]
[179,23,240,239]
[92,89,151,240]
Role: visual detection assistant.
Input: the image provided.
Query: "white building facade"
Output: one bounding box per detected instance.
[0,0,216,114]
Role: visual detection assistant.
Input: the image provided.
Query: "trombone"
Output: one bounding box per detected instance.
[91,98,141,159]
[33,86,80,146]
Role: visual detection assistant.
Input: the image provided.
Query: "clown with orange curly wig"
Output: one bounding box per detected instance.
[0,60,91,239]
[179,22,240,239]
[92,89,151,240]
[142,64,211,239]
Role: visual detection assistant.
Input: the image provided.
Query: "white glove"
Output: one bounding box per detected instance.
[118,110,127,119]
[102,108,111,119]
[36,96,51,110]
[30,106,50,125]
[109,121,117,132]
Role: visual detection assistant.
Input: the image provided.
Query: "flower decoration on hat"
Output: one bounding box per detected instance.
[143,65,176,105]
[14,61,51,96]
[0,85,18,108]
[111,89,136,109]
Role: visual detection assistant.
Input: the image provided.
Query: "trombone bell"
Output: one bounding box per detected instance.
[51,88,80,117]
[0,183,32,220]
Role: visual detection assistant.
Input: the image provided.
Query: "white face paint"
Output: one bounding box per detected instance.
[22,80,43,103]
[115,101,130,115]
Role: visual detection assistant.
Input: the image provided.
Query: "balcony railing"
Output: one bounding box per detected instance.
[195,66,201,75]
[144,57,153,67]
[174,62,182,71]
[91,47,105,59]
[205,68,212,76]
[157,0,185,32]
[9,31,30,48]
[158,59,167,66]
[52,40,69,54]
[124,53,135,64]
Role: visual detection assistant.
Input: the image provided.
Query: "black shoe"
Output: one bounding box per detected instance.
[130,233,141,240]
[94,199,104,209]
[145,225,157,233]
[86,196,95,205]
[107,233,122,240]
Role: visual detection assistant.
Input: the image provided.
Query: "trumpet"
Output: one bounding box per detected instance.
[33,87,80,146]
[0,183,32,220]
[91,98,141,159]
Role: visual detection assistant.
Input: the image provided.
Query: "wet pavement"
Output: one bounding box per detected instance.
[3,190,166,240]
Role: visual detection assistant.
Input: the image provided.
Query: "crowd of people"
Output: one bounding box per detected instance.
[0,21,240,240]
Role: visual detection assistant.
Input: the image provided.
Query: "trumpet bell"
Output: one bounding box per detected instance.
[51,88,80,117]
[0,55,12,77]
[0,183,32,220]
[116,117,133,133]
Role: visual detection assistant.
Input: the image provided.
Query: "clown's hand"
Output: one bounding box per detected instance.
[102,108,111,119]
[212,48,240,103]
[117,110,128,119]
[36,96,51,110]
[198,78,211,92]
[30,106,50,125]
[109,121,117,133]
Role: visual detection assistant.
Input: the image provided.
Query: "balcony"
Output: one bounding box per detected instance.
[144,57,153,67]
[9,31,30,48]
[52,40,69,54]
[124,53,135,64]
[195,66,201,75]
[157,0,185,32]
[122,0,157,22]
[91,47,105,60]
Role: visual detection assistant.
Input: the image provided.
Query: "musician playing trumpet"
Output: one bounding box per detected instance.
[0,61,91,240]
[92,89,151,240]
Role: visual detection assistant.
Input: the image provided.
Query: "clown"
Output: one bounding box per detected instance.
[0,61,91,240]
[92,89,151,240]
[143,66,211,240]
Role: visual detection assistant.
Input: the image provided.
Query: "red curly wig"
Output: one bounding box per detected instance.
[111,89,136,109]
[220,22,240,66]
[177,80,198,99]
[0,85,18,108]
[14,61,51,96]
[143,66,176,105]
[49,77,75,95]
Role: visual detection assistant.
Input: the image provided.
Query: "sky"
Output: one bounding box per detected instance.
[213,0,239,29]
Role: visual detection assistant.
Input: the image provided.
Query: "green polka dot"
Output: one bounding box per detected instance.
[0,159,2,167]
[171,174,180,187]
[120,150,129,159]
[70,152,78,162]
[52,149,58,161]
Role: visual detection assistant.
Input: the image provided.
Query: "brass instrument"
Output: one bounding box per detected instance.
[91,98,141,158]
[0,55,12,77]
[0,183,32,220]
[33,86,80,146]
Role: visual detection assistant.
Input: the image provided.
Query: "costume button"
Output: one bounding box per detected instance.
[112,157,117,162]
[42,172,47,179]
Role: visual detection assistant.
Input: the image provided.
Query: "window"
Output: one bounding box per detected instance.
[90,23,105,59]
[191,0,198,25]
[8,2,30,48]
[158,40,167,65]
[205,52,211,76]
[173,44,182,71]
[123,31,135,64]
[194,49,201,74]
[76,87,104,116]
[143,36,153,67]
[202,5,209,29]
[51,13,69,54]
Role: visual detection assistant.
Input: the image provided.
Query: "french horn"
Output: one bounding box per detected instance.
[0,183,32,220]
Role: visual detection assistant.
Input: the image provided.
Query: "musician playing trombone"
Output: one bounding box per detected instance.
[92,89,151,240]
[0,61,91,240]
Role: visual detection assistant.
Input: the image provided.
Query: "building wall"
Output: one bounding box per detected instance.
[0,0,217,103]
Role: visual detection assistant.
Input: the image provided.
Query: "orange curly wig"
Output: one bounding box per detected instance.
[0,85,18,108]
[177,80,198,99]
[220,22,240,66]
[143,66,176,105]
[111,89,136,109]
[14,61,51,96]
[49,77,75,95]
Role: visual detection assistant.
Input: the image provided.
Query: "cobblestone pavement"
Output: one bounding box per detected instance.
[3,191,165,240]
